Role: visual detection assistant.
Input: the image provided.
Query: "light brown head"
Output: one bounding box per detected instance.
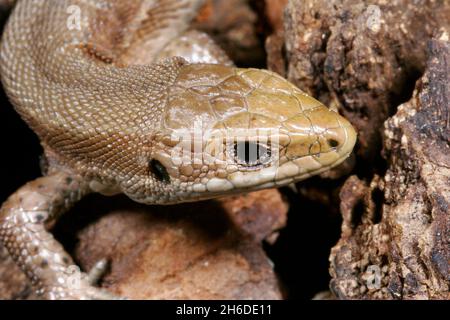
[124,64,356,204]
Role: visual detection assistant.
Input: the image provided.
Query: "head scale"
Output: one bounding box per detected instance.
[122,64,356,204]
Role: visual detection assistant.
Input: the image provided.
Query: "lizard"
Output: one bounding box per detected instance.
[0,0,357,299]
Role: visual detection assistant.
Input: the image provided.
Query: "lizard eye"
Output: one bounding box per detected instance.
[233,141,271,167]
[327,138,339,148]
[149,159,170,183]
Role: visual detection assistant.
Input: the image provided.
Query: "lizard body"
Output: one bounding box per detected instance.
[0,0,356,299]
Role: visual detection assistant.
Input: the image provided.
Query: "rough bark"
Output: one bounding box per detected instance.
[330,31,449,300]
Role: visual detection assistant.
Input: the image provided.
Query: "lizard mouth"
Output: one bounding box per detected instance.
[136,124,356,205]
[132,118,356,205]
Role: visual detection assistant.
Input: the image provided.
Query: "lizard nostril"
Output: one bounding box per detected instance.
[327,139,339,148]
[149,159,170,183]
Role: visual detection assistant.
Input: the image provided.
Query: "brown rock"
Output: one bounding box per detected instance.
[264,0,288,33]
[194,0,266,67]
[329,31,450,300]
[0,0,14,9]
[266,30,286,77]
[220,189,288,243]
[0,189,287,299]
[76,190,287,300]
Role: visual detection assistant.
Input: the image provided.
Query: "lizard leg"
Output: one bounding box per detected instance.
[0,172,119,299]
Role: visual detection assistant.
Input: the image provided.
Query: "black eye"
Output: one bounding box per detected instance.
[328,139,339,148]
[233,141,271,167]
[149,159,170,183]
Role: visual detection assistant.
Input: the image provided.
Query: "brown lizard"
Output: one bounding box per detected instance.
[0,0,356,299]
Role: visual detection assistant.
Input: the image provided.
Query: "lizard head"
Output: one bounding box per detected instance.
[123,64,356,204]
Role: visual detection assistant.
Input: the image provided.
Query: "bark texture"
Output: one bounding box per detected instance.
[330,31,449,300]
[266,0,449,299]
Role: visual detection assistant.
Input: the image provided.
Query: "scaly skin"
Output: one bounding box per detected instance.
[0,0,357,299]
